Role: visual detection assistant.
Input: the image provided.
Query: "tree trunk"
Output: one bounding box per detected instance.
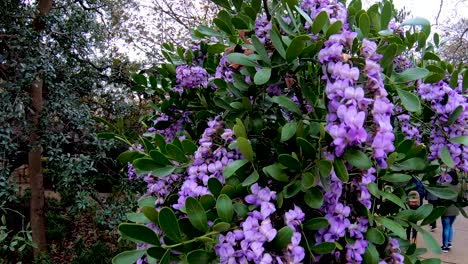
[29,1,53,257]
[29,77,46,257]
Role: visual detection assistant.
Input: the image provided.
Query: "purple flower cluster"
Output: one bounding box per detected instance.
[393,54,413,73]
[300,0,348,29]
[144,173,180,207]
[362,39,395,168]
[317,174,350,242]
[282,205,306,264]
[215,184,277,263]
[352,168,376,209]
[127,162,137,180]
[215,54,234,83]
[379,238,404,264]
[321,30,369,157]
[417,80,468,171]
[254,15,272,44]
[148,112,187,143]
[174,118,242,209]
[345,218,369,263]
[395,106,422,143]
[175,65,209,90]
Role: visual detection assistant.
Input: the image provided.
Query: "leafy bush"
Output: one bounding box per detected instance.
[101,0,468,263]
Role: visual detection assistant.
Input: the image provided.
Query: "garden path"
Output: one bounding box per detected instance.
[418,212,468,263]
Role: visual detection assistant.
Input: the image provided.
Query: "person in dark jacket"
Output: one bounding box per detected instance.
[406,177,426,243]
[440,170,461,253]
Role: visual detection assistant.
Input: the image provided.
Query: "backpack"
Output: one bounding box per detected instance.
[407,190,421,208]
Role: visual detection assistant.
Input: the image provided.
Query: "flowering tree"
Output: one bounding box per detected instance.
[101,0,468,263]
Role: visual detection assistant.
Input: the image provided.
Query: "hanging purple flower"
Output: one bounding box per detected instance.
[176,65,209,90]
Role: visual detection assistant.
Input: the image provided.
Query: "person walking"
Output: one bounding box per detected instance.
[440,170,461,253]
[406,177,425,244]
[426,190,439,231]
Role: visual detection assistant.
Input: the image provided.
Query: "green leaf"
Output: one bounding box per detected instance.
[381,1,392,29]
[304,187,323,209]
[187,250,210,264]
[359,13,370,37]
[397,88,421,112]
[182,140,198,155]
[142,206,159,224]
[208,178,223,197]
[166,144,188,163]
[380,43,396,69]
[200,195,216,210]
[333,158,349,182]
[232,17,249,30]
[301,172,315,189]
[410,223,441,254]
[272,226,293,250]
[447,105,463,125]
[132,74,147,86]
[421,259,441,264]
[223,159,249,178]
[295,5,313,25]
[138,196,157,207]
[303,217,329,230]
[242,170,259,186]
[450,136,468,146]
[237,137,254,161]
[376,217,406,239]
[326,21,343,38]
[233,118,248,139]
[278,154,302,171]
[368,182,380,198]
[379,191,406,209]
[285,35,310,62]
[207,43,227,53]
[146,247,167,261]
[426,186,458,199]
[214,18,233,35]
[197,25,224,37]
[118,223,160,246]
[363,242,379,264]
[270,27,286,59]
[97,132,117,139]
[251,35,270,64]
[117,151,145,164]
[422,52,441,61]
[283,181,302,198]
[271,96,302,115]
[254,68,272,85]
[402,17,431,36]
[126,213,150,224]
[185,197,209,232]
[158,207,182,242]
[213,222,231,232]
[216,194,234,222]
[343,149,372,169]
[318,160,332,185]
[311,11,329,34]
[133,158,161,172]
[381,173,412,183]
[425,73,445,83]
[312,242,336,254]
[433,32,440,47]
[421,206,446,225]
[440,146,455,168]
[211,0,230,9]
[152,166,176,178]
[263,163,289,182]
[296,137,315,155]
[227,53,258,67]
[149,150,171,165]
[394,68,429,82]
[365,228,385,245]
[112,250,145,264]
[393,157,426,171]
[281,122,298,142]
